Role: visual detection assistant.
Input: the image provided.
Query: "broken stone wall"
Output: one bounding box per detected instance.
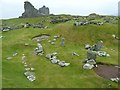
[20,1,50,18]
[39,6,49,15]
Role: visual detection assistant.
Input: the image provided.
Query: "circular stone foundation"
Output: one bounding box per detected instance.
[32,34,50,41]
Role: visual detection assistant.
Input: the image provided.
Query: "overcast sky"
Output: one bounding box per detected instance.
[0,0,119,19]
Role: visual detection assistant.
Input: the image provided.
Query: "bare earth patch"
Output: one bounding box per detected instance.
[94,64,119,80]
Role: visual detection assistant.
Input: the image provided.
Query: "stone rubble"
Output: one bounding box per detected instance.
[46,52,70,67]
[74,21,104,26]
[97,51,110,57]
[47,35,60,45]
[112,34,120,40]
[22,54,27,63]
[83,41,110,70]
[22,54,36,82]
[110,78,119,83]
[6,52,18,60]
[34,43,44,55]
[83,63,94,70]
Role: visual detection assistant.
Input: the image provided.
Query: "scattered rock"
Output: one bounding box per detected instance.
[24,71,35,76]
[112,34,120,40]
[24,64,28,67]
[13,52,18,56]
[51,42,55,45]
[83,63,94,69]
[72,52,79,56]
[6,57,12,60]
[85,44,91,49]
[31,68,35,71]
[48,40,51,43]
[86,59,96,65]
[111,78,119,83]
[51,59,59,64]
[27,75,36,82]
[25,68,30,71]
[25,43,29,46]
[53,39,56,41]
[97,51,110,57]
[46,52,70,67]
[22,54,27,63]
[54,35,60,39]
[34,43,44,55]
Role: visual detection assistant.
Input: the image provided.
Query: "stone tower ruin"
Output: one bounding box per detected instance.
[20,1,50,18]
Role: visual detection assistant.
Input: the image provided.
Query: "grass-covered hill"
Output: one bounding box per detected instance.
[1,15,118,88]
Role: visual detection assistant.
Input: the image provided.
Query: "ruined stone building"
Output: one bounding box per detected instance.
[20,1,50,18]
[39,5,49,15]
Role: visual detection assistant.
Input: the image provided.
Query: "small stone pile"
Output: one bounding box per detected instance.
[74,21,104,26]
[112,34,120,40]
[85,41,110,57]
[83,50,97,70]
[46,52,70,67]
[83,41,110,70]
[110,77,119,83]
[97,51,110,57]
[48,35,60,45]
[34,43,44,56]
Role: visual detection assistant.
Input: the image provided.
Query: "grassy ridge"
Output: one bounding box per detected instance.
[2,17,118,88]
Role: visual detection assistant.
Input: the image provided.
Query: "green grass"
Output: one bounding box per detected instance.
[2,16,118,88]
